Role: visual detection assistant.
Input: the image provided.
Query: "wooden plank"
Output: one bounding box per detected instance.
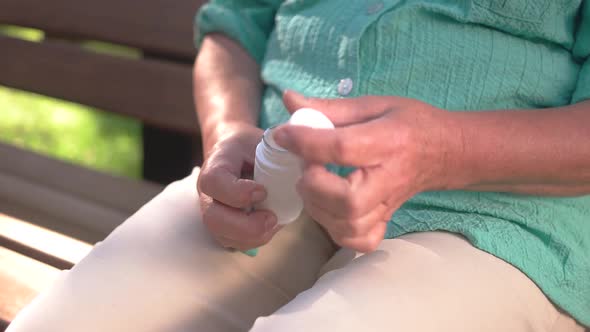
[0,36,198,134]
[0,0,206,60]
[0,172,129,242]
[0,144,166,242]
[0,247,60,326]
[0,213,93,270]
[0,236,73,271]
[0,143,163,215]
[0,200,106,245]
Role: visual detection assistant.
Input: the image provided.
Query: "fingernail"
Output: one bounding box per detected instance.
[272,129,291,148]
[269,224,282,235]
[264,214,278,232]
[251,190,266,203]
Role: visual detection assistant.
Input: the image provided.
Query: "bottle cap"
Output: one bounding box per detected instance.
[288,108,335,129]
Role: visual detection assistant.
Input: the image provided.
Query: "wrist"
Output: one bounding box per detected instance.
[420,108,468,192]
[431,110,473,191]
[202,120,259,156]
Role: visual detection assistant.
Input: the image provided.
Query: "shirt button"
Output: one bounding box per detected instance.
[338,78,354,96]
[366,1,384,15]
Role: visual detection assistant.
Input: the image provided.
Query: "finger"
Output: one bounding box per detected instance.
[332,220,388,253]
[298,165,391,220]
[273,116,392,166]
[199,157,266,208]
[282,90,405,126]
[201,198,277,241]
[304,197,389,238]
[302,199,344,235]
[297,164,352,217]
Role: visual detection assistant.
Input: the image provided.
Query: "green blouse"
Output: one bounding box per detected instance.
[195,0,590,326]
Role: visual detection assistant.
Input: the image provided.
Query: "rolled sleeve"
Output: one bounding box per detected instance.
[572,0,590,104]
[194,0,283,64]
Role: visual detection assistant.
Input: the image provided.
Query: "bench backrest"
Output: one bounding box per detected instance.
[0,0,206,133]
[0,3,211,326]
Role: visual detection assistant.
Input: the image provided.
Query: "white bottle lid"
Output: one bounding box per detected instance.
[288,108,335,129]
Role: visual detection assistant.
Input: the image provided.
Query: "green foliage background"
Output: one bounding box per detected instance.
[0,25,142,179]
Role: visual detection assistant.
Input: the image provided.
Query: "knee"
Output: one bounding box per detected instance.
[98,168,208,257]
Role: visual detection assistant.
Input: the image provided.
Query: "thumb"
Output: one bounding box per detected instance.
[282,90,398,126]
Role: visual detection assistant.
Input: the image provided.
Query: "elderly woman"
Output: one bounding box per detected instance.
[8,0,590,331]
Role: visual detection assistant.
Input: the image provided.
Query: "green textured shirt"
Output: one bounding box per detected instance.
[195,0,590,326]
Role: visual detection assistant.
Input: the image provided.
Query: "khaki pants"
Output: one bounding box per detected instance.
[8,169,584,332]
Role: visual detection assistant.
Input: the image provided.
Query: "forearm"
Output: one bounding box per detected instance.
[193,33,263,156]
[441,100,590,196]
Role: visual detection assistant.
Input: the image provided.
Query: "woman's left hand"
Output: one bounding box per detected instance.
[273,91,454,252]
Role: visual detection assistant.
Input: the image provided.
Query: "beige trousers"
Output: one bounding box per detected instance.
[8,169,584,332]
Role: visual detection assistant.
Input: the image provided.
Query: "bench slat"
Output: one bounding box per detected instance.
[0,172,129,243]
[0,143,163,215]
[0,213,93,270]
[0,143,165,243]
[0,235,74,271]
[0,0,205,60]
[0,247,60,326]
[0,36,197,134]
[0,199,104,246]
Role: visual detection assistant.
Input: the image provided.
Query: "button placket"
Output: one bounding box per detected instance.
[336,1,384,97]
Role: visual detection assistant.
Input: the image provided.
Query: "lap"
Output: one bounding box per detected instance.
[8,168,336,332]
[252,232,584,332]
[9,169,583,332]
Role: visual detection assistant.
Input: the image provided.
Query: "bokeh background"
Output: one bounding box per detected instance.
[0,25,142,179]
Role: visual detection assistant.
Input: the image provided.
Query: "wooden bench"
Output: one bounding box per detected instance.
[0,0,206,328]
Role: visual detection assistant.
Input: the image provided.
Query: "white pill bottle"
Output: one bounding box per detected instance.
[254,108,334,225]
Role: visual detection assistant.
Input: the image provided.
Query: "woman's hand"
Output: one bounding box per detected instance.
[194,34,280,251]
[197,124,280,251]
[273,91,452,252]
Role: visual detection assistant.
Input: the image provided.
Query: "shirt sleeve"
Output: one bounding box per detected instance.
[194,0,283,65]
[572,0,590,104]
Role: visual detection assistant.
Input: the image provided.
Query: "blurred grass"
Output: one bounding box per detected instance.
[0,25,142,179]
[0,87,143,179]
[0,25,43,41]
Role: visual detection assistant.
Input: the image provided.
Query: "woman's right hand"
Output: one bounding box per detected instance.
[197,124,279,250]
